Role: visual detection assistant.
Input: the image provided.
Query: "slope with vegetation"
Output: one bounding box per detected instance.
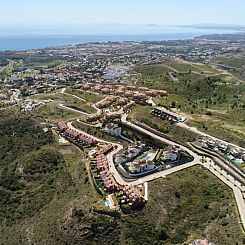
[0,110,244,244]
[134,61,245,146]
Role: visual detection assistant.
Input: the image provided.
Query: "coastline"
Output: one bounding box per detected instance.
[0,29,236,52]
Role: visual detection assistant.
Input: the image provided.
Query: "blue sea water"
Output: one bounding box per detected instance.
[0,29,236,51]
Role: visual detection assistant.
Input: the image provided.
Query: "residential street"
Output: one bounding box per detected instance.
[120,113,245,230]
[68,113,245,230]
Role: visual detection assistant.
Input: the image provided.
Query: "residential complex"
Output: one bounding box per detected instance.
[127,159,156,175]
[105,123,122,137]
[114,141,147,165]
[1,33,245,244]
[122,185,145,207]
[57,121,98,146]
[93,145,145,206]
[202,137,245,164]
[95,145,119,192]
[190,239,211,245]
[21,99,51,112]
[152,107,187,122]
[165,146,181,162]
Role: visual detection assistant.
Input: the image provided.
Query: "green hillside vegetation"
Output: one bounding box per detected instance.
[0,112,244,244]
[0,112,122,245]
[0,112,53,167]
[216,56,245,69]
[0,113,65,227]
[0,146,64,225]
[128,105,197,145]
[0,112,99,244]
[135,63,245,146]
[124,166,245,244]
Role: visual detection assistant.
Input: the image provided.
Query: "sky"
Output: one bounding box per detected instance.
[0,0,245,35]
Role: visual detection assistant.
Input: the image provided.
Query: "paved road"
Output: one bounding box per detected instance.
[58,104,89,116]
[144,182,148,201]
[91,103,102,115]
[120,114,245,230]
[147,97,156,106]
[130,161,201,185]
[178,122,245,152]
[62,92,86,102]
[107,144,128,185]
[121,114,202,163]
[119,134,134,143]
[122,114,245,189]
[189,143,245,187]
[69,114,245,231]
[61,88,66,93]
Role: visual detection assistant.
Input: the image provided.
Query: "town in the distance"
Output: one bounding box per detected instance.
[1,33,245,245]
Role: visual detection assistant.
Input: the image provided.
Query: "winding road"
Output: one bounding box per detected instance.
[60,90,245,230]
[121,113,245,230]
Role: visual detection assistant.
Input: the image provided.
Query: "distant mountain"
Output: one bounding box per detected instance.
[146,24,159,27]
[195,33,245,41]
[179,23,245,31]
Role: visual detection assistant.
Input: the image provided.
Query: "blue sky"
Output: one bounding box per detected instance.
[1,0,245,35]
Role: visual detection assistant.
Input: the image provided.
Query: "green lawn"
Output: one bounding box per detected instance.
[165,60,221,75]
[66,87,105,103]
[216,56,245,69]
[34,103,83,122]
[30,92,96,114]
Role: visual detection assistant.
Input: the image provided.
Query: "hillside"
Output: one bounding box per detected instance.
[134,62,245,147]
[0,111,244,244]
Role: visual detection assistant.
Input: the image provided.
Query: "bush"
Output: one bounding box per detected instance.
[171,228,188,244]
[206,111,213,116]
[23,148,61,175]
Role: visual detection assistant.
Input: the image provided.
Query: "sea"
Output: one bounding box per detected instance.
[0,28,237,51]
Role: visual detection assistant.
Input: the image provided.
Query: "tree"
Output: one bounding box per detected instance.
[158,228,169,241]
[171,101,176,108]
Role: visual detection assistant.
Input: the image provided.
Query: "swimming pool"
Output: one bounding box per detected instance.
[103,108,110,113]
[105,199,111,206]
[233,159,244,164]
[89,149,97,156]
[226,154,234,160]
[213,147,219,152]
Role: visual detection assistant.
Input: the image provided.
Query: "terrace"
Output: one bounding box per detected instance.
[201,137,245,165]
[57,121,98,146]
[152,106,187,122]
[94,145,118,193]
[122,185,145,207]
